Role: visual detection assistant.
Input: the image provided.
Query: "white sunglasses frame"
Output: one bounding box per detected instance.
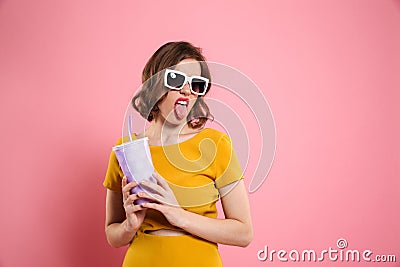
[164,69,209,96]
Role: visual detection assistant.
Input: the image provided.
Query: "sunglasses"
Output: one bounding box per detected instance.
[164,69,209,96]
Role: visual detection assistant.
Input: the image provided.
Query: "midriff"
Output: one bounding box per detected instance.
[144,229,190,236]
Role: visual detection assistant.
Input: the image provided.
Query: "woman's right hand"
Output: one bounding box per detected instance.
[122,176,147,232]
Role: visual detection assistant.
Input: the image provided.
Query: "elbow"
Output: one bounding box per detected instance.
[236,225,253,247]
[105,226,124,248]
[105,229,118,248]
[240,232,253,248]
[109,242,124,249]
[106,235,125,248]
[106,237,121,248]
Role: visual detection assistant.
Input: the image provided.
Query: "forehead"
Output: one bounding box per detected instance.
[174,59,201,76]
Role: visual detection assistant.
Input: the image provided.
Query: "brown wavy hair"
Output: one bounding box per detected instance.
[131,41,212,129]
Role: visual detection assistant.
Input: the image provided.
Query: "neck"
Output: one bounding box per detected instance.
[145,117,190,146]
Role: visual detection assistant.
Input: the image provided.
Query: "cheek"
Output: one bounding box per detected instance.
[159,92,175,109]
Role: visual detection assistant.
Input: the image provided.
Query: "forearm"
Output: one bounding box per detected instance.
[140,178,253,247]
[178,209,253,247]
[105,220,136,248]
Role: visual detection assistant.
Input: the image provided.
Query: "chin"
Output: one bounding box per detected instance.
[160,115,187,127]
[161,108,194,127]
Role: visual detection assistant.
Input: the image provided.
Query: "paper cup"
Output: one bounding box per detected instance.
[113,137,155,204]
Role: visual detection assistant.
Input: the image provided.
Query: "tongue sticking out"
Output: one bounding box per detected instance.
[174,103,188,120]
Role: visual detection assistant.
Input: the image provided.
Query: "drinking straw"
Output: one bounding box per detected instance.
[128,114,133,142]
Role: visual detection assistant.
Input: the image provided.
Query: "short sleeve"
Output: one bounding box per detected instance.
[214,134,244,189]
[103,138,124,192]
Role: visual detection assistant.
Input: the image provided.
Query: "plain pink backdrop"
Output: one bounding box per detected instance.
[0,0,399,266]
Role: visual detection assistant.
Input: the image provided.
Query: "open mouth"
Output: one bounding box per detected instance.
[174,98,189,120]
[175,98,189,107]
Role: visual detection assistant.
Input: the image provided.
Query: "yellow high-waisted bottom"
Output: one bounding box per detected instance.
[122,231,223,267]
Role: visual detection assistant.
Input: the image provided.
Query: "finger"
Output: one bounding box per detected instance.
[122,176,127,187]
[122,176,138,188]
[122,176,129,200]
[122,181,138,199]
[152,172,170,191]
[123,193,139,208]
[137,191,162,203]
[122,181,138,194]
[125,203,144,213]
[140,202,164,213]
[140,180,166,196]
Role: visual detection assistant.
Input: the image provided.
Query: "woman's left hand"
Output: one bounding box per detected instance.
[138,172,186,228]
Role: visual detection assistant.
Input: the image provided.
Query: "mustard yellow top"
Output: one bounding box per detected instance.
[103,128,244,233]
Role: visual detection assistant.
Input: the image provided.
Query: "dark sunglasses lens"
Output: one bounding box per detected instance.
[191,78,207,94]
[166,72,185,88]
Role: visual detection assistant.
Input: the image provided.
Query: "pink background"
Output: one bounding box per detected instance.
[1,0,399,266]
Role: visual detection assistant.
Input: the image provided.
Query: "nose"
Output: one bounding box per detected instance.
[180,82,191,96]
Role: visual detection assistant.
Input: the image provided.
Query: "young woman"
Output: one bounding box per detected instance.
[104,41,253,267]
